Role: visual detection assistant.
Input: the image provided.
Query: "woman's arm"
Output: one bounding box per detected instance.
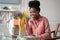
[25,20,33,35]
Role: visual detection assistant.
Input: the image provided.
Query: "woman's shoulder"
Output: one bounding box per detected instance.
[41,16,49,21]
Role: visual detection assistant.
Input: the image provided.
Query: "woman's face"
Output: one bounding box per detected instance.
[30,7,39,19]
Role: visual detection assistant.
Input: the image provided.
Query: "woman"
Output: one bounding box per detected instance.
[25,1,51,40]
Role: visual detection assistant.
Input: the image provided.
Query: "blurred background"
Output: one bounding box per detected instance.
[0,0,60,40]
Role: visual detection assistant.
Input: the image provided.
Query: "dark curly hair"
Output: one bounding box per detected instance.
[29,1,40,12]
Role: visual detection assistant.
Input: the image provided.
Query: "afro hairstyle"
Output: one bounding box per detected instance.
[29,1,40,7]
[29,1,40,12]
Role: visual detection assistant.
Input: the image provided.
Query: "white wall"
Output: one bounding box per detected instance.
[39,0,60,31]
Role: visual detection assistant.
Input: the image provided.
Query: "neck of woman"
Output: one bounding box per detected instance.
[34,14,40,20]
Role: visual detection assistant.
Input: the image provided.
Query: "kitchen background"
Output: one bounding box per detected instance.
[0,0,60,40]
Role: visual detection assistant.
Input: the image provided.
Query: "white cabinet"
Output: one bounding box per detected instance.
[0,9,16,24]
[0,9,17,36]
